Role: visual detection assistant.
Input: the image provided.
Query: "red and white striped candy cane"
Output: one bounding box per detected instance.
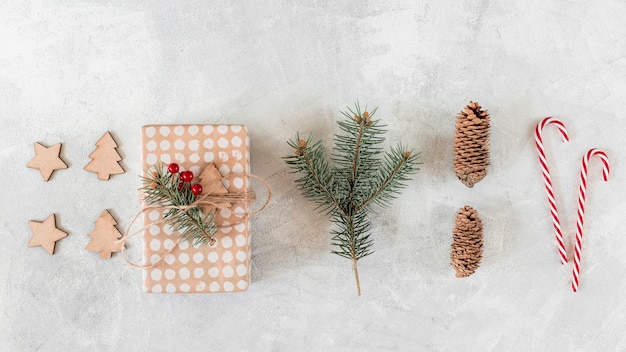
[571,148,610,292]
[535,117,570,265]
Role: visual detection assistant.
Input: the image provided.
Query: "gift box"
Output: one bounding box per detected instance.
[141,124,250,293]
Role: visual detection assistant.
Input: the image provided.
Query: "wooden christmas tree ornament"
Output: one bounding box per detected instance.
[453,101,490,188]
[198,163,230,214]
[84,131,125,180]
[451,205,484,278]
[27,142,68,181]
[28,214,68,255]
[85,210,124,259]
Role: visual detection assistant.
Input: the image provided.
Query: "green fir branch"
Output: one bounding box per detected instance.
[140,163,217,247]
[284,101,419,295]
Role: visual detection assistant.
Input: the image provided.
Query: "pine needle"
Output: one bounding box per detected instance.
[284,101,420,295]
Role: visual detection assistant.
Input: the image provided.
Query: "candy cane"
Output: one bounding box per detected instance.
[535,117,570,265]
[571,148,610,292]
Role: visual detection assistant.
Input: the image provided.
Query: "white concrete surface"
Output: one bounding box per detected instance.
[2,1,626,351]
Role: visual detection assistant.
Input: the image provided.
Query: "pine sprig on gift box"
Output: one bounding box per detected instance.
[140,163,217,247]
[284,102,420,295]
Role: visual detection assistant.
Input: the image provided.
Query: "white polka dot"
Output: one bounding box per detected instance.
[231,136,242,147]
[223,266,234,278]
[231,125,242,133]
[220,208,231,218]
[145,126,156,138]
[232,150,243,161]
[220,223,232,234]
[235,235,246,247]
[196,282,206,292]
[209,282,220,292]
[189,140,200,151]
[179,283,191,292]
[207,252,218,263]
[190,166,200,176]
[164,269,176,280]
[204,152,215,163]
[203,125,214,135]
[174,126,185,136]
[149,225,160,236]
[237,280,248,290]
[164,254,175,265]
[218,137,229,148]
[232,163,244,174]
[179,267,190,280]
[218,164,230,175]
[218,151,229,162]
[152,284,163,293]
[189,153,200,163]
[194,268,204,278]
[146,140,157,151]
[178,240,189,250]
[150,269,162,281]
[163,239,174,250]
[160,154,171,164]
[217,125,229,134]
[166,283,176,293]
[146,153,157,165]
[159,126,170,137]
[193,252,204,263]
[221,236,233,248]
[150,239,161,251]
[160,140,170,151]
[174,139,185,150]
[234,223,246,232]
[222,251,233,263]
[188,125,199,136]
[150,254,160,264]
[234,206,245,217]
[178,253,189,264]
[236,250,247,261]
[208,267,219,278]
[163,224,174,235]
[203,138,214,149]
[236,264,247,277]
[245,136,250,146]
[233,177,244,189]
[174,153,185,163]
[223,282,234,292]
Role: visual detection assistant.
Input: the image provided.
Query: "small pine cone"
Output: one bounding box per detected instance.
[451,205,484,278]
[453,101,490,188]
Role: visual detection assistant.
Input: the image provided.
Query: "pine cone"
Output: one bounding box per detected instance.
[451,205,483,278]
[453,101,490,188]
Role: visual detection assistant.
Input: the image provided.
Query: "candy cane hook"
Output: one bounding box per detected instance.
[571,148,610,292]
[535,117,570,265]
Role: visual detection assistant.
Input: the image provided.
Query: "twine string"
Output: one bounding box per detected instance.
[119,173,272,269]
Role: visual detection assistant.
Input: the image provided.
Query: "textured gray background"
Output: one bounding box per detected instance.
[2,1,626,351]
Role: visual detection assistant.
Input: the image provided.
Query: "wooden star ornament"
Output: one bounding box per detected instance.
[27,142,68,181]
[28,214,68,255]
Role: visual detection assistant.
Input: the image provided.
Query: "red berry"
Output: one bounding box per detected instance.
[180,170,194,182]
[191,183,203,195]
[168,163,180,174]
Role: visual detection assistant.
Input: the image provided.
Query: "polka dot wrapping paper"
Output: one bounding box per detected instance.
[141,124,251,293]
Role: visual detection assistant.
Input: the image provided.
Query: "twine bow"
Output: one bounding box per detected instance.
[118,169,271,269]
